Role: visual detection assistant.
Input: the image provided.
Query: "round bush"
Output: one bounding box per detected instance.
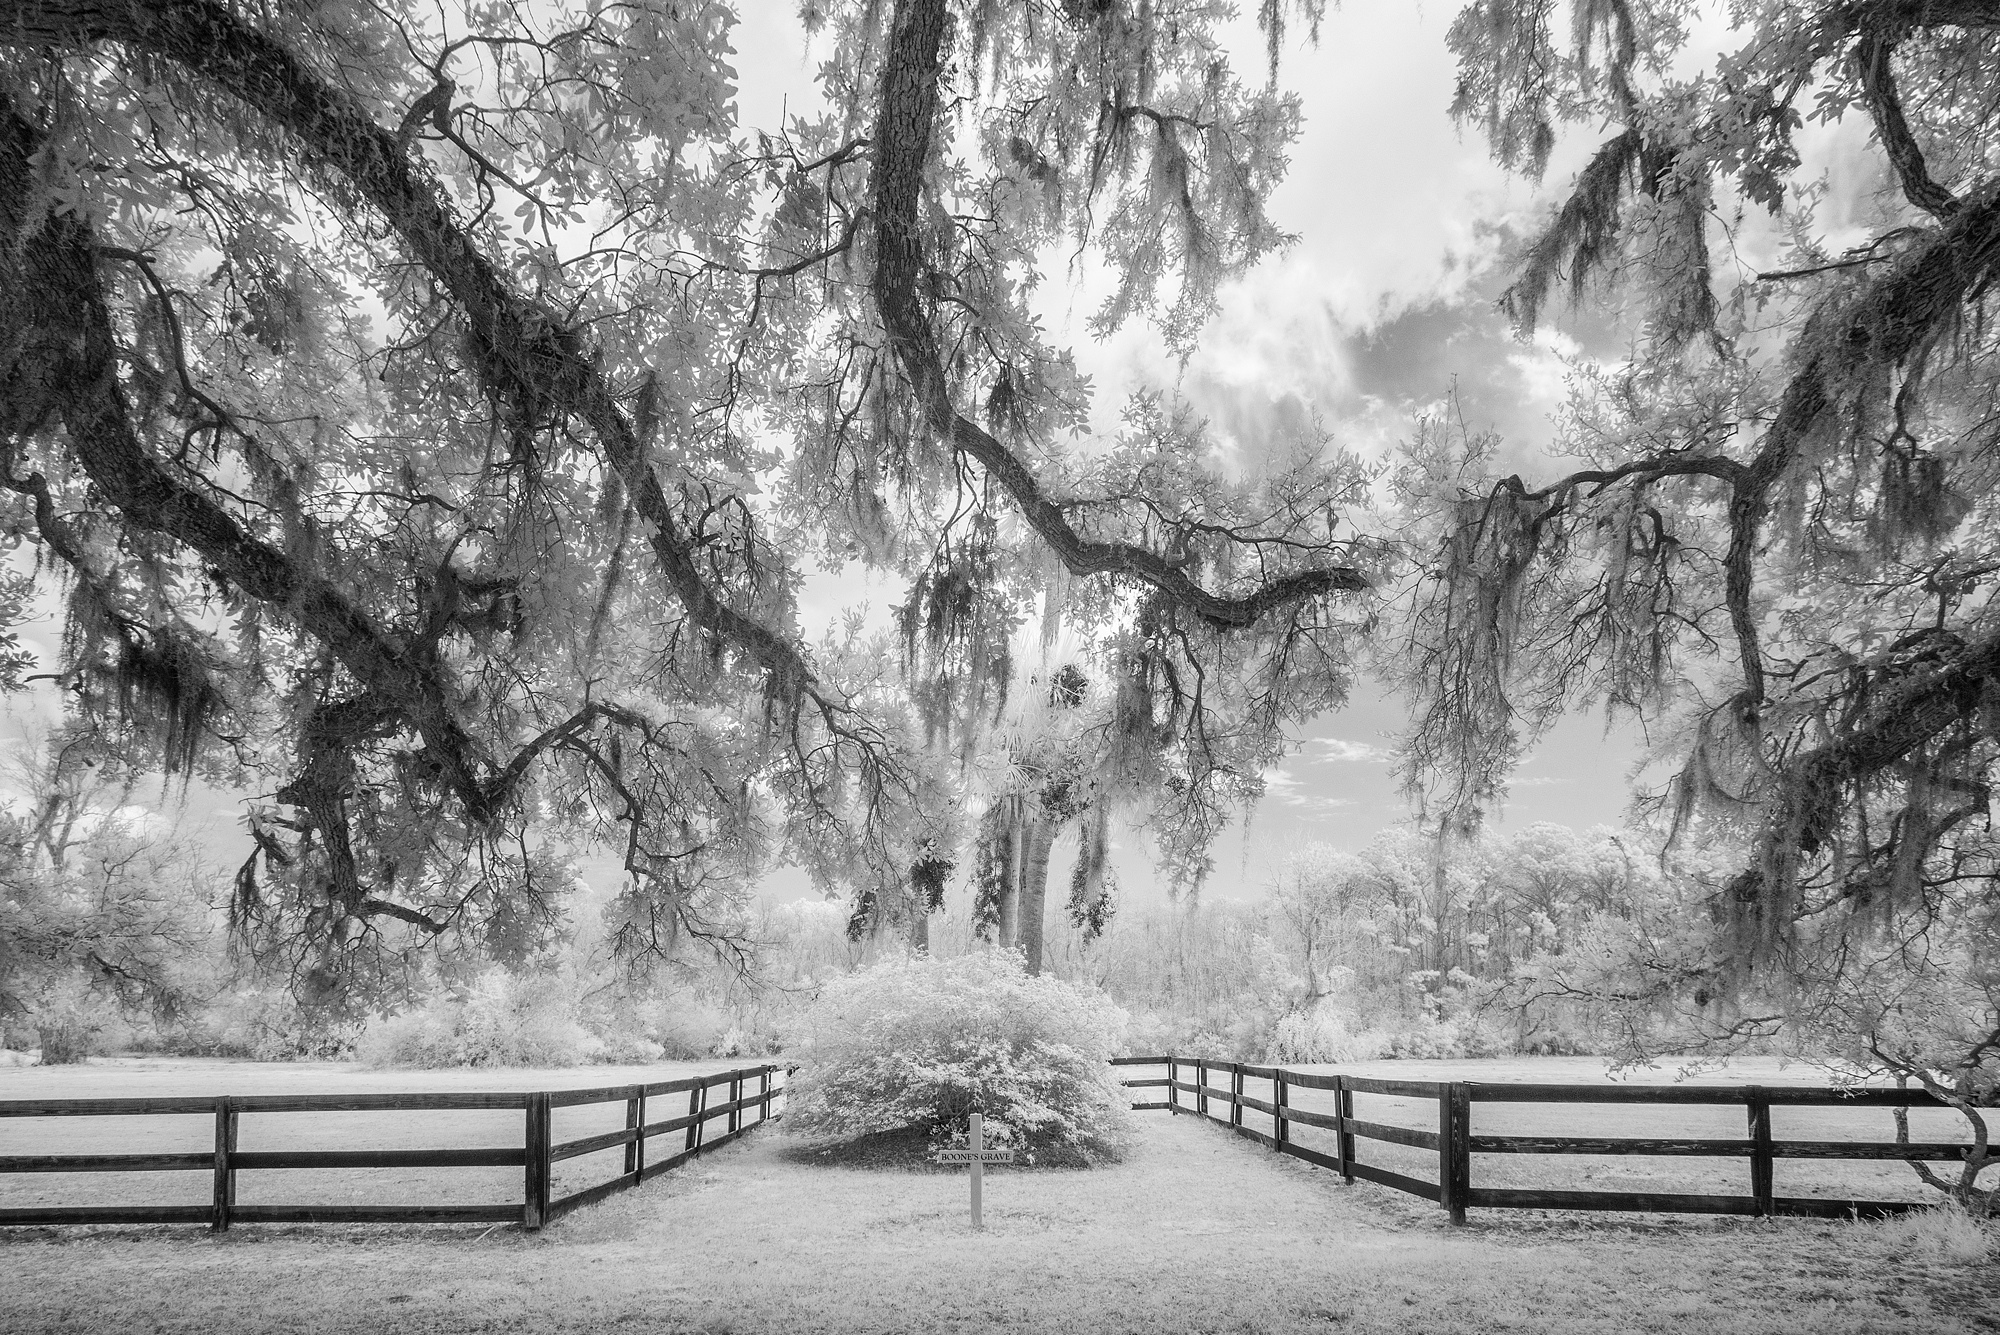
[785,950,1131,1163]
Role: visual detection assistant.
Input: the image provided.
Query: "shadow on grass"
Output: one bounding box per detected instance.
[0,1221,521,1247]
[776,1125,1114,1171]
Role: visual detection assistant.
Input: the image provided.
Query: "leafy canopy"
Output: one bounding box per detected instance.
[0,0,1367,1008]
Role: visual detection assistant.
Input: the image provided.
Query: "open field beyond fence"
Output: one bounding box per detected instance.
[1113,1055,1987,1220]
[0,1058,785,1229]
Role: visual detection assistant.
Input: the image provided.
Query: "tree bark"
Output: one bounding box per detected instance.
[1017,814,1056,976]
[994,811,1021,953]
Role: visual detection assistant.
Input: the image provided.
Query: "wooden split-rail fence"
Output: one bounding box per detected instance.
[0,1063,784,1231]
[1112,1055,1978,1222]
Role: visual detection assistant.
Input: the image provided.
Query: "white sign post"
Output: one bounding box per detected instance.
[933,1111,1013,1228]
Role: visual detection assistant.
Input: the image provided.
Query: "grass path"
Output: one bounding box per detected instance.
[2,1111,1993,1334]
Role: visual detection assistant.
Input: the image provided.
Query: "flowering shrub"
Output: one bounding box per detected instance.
[1383,1012,1513,1059]
[1269,1007,1393,1064]
[359,969,600,1067]
[31,974,122,1065]
[786,950,1131,1162]
[1125,1008,1275,1061]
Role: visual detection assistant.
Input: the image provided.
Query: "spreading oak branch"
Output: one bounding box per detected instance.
[866,0,1367,631]
[2,0,844,725]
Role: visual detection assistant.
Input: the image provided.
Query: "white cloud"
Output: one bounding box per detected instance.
[1262,766,1361,810]
[1306,738,1389,764]
[1032,1,1579,456]
[1261,766,1309,805]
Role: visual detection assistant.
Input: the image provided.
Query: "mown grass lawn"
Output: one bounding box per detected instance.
[3,1105,1992,1334]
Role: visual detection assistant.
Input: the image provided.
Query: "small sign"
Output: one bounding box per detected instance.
[935,1112,1008,1228]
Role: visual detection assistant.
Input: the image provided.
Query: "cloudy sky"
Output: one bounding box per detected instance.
[1044,3,1649,900]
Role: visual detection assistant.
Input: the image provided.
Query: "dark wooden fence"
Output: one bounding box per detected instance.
[1111,1055,1979,1222]
[0,1063,784,1231]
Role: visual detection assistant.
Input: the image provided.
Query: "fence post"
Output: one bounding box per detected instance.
[728,1071,742,1135]
[1748,1087,1774,1217]
[1165,1057,1177,1113]
[1231,1063,1244,1130]
[210,1094,237,1233]
[625,1087,644,1182]
[686,1082,705,1152]
[1274,1067,1288,1147]
[1336,1076,1355,1184]
[1442,1082,1471,1226]
[1195,1059,1208,1119]
[759,1067,771,1123]
[1437,1084,1452,1221]
[523,1091,551,1231]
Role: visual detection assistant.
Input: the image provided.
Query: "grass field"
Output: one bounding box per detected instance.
[0,1057,769,1212]
[1161,1056,1987,1206]
[1,1079,1993,1335]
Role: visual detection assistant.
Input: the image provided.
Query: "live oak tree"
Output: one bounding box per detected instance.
[780,0,1375,965]
[1409,0,2000,1203]
[0,0,1371,1007]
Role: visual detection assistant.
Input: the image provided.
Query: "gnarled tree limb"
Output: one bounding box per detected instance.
[2,0,836,718]
[1852,29,1961,221]
[1725,178,2000,703]
[866,0,1367,632]
[0,104,509,818]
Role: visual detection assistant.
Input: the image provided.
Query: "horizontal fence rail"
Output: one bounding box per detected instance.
[0,1064,786,1232]
[1109,1055,1988,1223]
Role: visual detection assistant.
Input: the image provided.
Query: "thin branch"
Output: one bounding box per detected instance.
[96,245,242,451]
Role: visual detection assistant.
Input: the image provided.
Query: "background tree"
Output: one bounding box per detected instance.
[0,727,219,1059]
[1262,824,1658,1048]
